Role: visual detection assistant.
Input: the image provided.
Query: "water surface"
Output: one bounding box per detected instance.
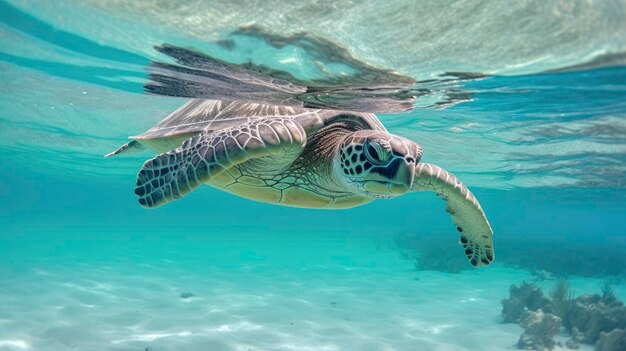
[1,1,626,350]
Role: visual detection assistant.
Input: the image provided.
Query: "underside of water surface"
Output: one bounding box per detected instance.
[1,1,626,350]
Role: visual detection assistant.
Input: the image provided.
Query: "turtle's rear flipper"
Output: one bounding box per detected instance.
[145,44,416,113]
[411,163,495,267]
[105,140,145,158]
[135,119,307,208]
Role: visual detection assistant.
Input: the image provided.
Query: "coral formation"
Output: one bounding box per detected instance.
[565,327,584,349]
[565,294,626,344]
[517,309,561,351]
[502,279,626,351]
[501,282,551,323]
[601,279,616,301]
[595,328,626,351]
[550,278,575,320]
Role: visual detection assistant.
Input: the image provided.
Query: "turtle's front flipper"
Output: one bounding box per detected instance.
[135,119,307,208]
[411,163,494,267]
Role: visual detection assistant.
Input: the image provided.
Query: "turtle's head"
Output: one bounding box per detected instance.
[335,131,422,198]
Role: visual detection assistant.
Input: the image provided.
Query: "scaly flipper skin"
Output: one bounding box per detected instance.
[104,140,145,158]
[412,163,494,267]
[135,119,307,208]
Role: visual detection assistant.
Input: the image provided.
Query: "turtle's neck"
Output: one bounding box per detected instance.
[291,122,354,195]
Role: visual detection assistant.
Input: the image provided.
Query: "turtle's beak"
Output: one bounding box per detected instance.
[389,158,415,195]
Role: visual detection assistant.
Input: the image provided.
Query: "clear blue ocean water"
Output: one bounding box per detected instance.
[1,1,626,350]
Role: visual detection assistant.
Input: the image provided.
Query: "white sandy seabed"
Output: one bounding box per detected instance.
[0,234,620,351]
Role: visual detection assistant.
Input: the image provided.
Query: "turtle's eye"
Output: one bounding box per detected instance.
[364,140,390,165]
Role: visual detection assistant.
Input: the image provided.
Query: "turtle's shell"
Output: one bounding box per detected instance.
[131,99,386,153]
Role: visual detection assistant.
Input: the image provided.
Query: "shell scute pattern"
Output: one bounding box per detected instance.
[136,118,306,208]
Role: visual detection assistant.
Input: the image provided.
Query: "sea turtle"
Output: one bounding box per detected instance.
[106,99,494,267]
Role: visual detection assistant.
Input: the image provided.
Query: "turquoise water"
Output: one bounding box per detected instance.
[2,1,626,350]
